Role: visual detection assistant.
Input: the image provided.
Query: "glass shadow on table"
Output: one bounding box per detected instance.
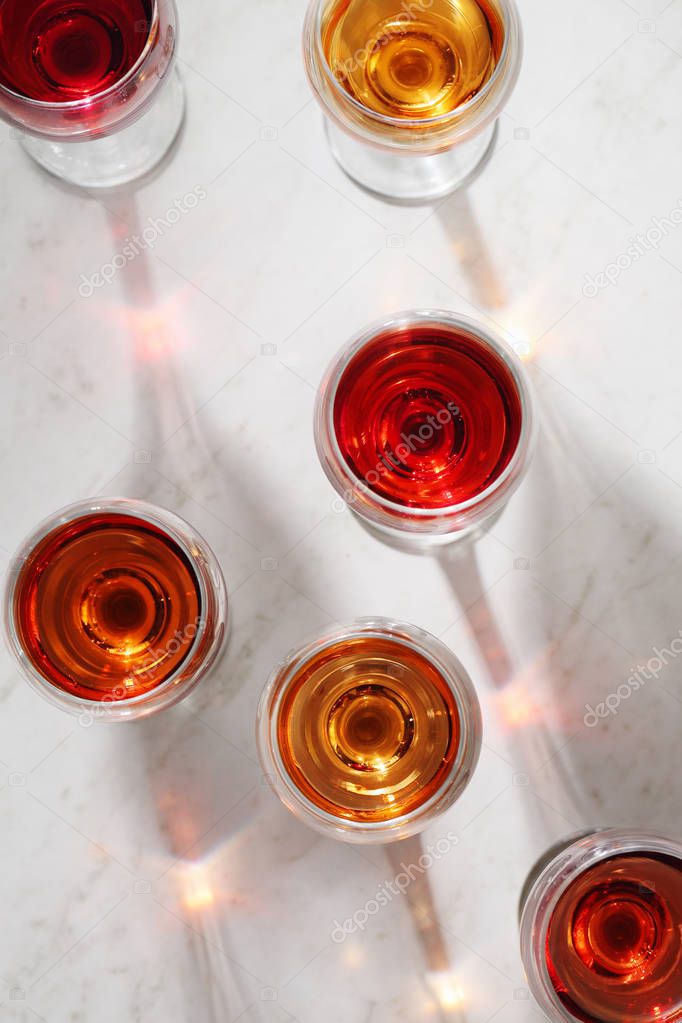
[365,175,682,845]
[96,188,682,1023]
[86,195,272,1023]
[94,193,481,1023]
[436,385,682,838]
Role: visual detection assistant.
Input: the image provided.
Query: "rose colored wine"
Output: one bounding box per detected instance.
[13,512,202,702]
[277,633,460,823]
[0,0,152,101]
[546,853,682,1023]
[323,0,503,120]
[333,322,523,509]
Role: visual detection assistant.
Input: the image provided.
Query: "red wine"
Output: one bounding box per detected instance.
[332,322,523,509]
[546,853,682,1023]
[0,0,152,101]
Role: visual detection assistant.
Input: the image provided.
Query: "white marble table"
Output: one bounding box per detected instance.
[2,0,682,1019]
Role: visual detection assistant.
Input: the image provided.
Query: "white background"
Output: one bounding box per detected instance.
[2,0,682,1019]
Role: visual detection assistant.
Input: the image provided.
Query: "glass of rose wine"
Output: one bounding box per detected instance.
[257,617,481,843]
[3,498,227,720]
[315,309,534,549]
[520,829,682,1023]
[303,0,522,200]
[0,0,184,187]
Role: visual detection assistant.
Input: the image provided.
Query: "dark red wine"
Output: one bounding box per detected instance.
[332,322,523,509]
[546,853,682,1023]
[0,0,152,101]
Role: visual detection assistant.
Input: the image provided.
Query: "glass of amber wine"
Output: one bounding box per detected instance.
[303,0,522,200]
[315,309,534,549]
[257,617,481,843]
[0,0,184,187]
[520,830,682,1023]
[3,498,227,720]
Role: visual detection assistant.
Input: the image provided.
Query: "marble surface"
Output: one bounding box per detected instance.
[2,0,682,1020]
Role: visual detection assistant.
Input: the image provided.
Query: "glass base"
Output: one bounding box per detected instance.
[20,69,185,189]
[325,119,498,202]
[351,506,504,553]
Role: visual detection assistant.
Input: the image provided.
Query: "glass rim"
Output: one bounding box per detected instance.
[2,496,227,720]
[0,0,167,111]
[304,0,522,132]
[256,616,482,843]
[315,308,535,529]
[519,827,682,1023]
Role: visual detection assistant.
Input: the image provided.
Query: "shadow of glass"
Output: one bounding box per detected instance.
[385,835,469,1022]
[89,195,273,1021]
[434,188,507,313]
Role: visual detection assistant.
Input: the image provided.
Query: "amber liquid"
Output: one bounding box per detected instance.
[546,853,682,1023]
[322,0,503,119]
[277,634,460,823]
[13,513,202,702]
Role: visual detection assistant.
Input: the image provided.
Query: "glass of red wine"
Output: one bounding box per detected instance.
[0,0,184,187]
[520,829,682,1023]
[2,498,228,721]
[315,309,535,549]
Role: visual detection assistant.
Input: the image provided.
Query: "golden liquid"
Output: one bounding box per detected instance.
[322,0,503,119]
[277,634,460,823]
